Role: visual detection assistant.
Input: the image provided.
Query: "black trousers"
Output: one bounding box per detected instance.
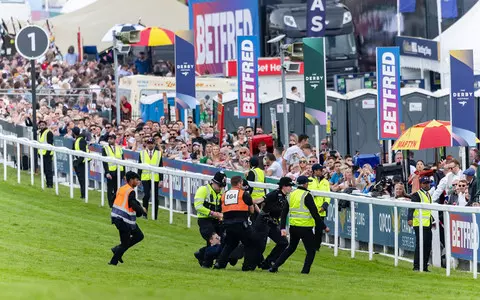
[216,222,257,270]
[142,180,160,219]
[314,216,326,250]
[43,154,53,188]
[273,226,317,274]
[254,214,288,267]
[106,172,124,208]
[110,218,144,265]
[413,226,432,270]
[198,218,223,243]
[74,163,86,198]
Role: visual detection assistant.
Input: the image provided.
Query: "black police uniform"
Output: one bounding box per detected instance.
[39,128,54,188]
[73,136,88,198]
[254,189,289,269]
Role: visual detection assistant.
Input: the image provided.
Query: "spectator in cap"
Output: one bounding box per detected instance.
[137,137,164,220]
[463,168,477,202]
[246,156,266,202]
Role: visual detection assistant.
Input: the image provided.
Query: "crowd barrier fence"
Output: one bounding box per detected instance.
[1,132,480,278]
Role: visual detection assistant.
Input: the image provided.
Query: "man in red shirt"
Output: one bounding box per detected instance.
[120,96,132,121]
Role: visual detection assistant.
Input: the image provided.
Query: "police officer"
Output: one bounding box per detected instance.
[109,171,146,265]
[253,177,293,270]
[408,176,435,272]
[193,171,226,266]
[38,120,54,188]
[270,176,326,274]
[102,134,125,208]
[72,127,89,199]
[308,164,331,250]
[138,138,163,220]
[214,176,257,271]
[246,157,266,201]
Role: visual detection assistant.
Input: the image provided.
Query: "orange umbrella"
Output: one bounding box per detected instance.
[132,27,175,47]
[392,120,480,150]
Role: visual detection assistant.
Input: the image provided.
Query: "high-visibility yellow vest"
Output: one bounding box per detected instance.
[39,129,52,156]
[289,189,315,227]
[308,177,331,217]
[194,184,222,218]
[413,189,431,227]
[104,145,124,172]
[74,137,90,163]
[251,167,265,199]
[140,150,161,181]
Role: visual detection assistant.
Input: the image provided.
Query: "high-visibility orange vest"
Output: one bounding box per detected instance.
[111,184,136,228]
[221,188,249,213]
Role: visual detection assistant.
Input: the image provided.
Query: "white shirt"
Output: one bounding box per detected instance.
[432,171,464,202]
[283,145,305,166]
[267,161,283,178]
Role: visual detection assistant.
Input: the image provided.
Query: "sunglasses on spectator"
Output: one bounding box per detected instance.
[452,184,457,186]
[321,142,327,145]
[188,121,193,124]
[309,160,316,164]
[458,185,466,188]
[106,126,111,129]
[300,160,307,164]
[246,130,252,133]
[140,133,145,136]
[240,151,247,155]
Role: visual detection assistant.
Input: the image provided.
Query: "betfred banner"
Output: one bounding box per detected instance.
[225,57,304,76]
[189,0,260,75]
[450,213,479,260]
[175,30,196,109]
[303,37,327,125]
[237,35,259,119]
[376,47,401,140]
[450,50,476,146]
[307,0,326,37]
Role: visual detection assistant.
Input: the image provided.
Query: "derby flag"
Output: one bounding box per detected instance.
[175,30,197,109]
[450,49,475,146]
[376,47,401,140]
[237,35,259,119]
[303,37,327,125]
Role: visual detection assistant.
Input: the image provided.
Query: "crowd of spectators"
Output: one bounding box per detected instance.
[1,51,480,207]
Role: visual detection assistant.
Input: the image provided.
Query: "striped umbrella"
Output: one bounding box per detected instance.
[132,27,175,47]
[392,120,480,150]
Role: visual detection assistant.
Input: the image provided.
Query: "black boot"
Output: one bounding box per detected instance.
[111,247,123,263]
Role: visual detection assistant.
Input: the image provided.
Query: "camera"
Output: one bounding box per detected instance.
[371,177,394,197]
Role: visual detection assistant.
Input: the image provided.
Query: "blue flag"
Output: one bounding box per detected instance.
[442,0,458,19]
[399,0,416,13]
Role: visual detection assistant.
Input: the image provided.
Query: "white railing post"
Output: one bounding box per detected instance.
[84,159,89,203]
[334,198,339,257]
[187,177,192,228]
[169,174,173,224]
[351,201,356,258]
[30,145,34,186]
[419,209,424,272]
[472,212,477,279]
[40,154,44,190]
[117,167,121,191]
[368,203,373,261]
[100,166,105,207]
[151,176,155,220]
[16,142,21,184]
[69,154,74,199]
[445,211,451,276]
[3,138,7,181]
[394,206,399,267]
[53,151,59,195]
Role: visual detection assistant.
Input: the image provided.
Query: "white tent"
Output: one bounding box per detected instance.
[435,1,480,88]
[44,0,188,52]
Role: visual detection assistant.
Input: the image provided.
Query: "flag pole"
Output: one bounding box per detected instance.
[396,0,401,36]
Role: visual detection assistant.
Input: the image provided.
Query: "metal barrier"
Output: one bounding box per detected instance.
[0,132,479,278]
[0,87,113,103]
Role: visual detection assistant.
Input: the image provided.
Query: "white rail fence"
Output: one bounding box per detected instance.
[0,132,479,278]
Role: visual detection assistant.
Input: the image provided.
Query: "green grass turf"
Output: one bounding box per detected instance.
[0,165,478,299]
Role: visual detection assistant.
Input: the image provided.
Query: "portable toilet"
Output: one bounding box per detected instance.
[139,92,175,122]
